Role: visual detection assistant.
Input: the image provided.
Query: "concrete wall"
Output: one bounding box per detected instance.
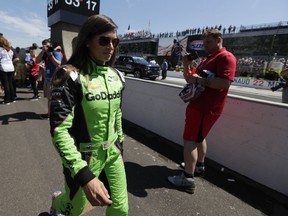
[121,77,288,196]
[50,22,80,61]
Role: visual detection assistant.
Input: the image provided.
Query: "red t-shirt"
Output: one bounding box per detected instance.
[189,47,236,115]
[28,57,40,77]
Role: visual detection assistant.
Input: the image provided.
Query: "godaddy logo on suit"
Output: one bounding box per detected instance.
[86,91,121,101]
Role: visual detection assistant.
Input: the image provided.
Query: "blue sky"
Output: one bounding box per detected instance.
[0,0,287,48]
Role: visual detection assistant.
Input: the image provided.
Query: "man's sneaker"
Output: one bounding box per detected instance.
[1,100,11,105]
[50,191,62,216]
[31,95,40,101]
[168,172,195,194]
[180,162,205,176]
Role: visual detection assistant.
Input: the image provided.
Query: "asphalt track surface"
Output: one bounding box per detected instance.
[0,86,287,216]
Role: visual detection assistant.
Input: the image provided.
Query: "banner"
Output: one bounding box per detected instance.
[157,36,187,56]
[188,40,204,51]
[233,77,281,90]
[266,61,284,74]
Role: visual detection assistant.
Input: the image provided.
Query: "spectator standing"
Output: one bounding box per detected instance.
[24,48,31,62]
[14,47,26,87]
[228,25,232,33]
[149,58,157,65]
[12,46,21,99]
[0,34,4,93]
[161,58,168,80]
[168,29,237,194]
[49,15,128,215]
[25,48,40,100]
[0,36,15,104]
[36,39,62,118]
[32,42,38,54]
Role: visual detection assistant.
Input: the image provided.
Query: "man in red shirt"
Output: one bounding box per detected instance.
[168,29,237,194]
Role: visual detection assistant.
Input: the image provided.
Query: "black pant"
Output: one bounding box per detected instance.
[162,69,167,79]
[29,74,38,97]
[12,76,17,98]
[1,71,15,102]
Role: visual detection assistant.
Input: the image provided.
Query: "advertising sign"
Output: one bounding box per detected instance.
[158,36,187,56]
[188,40,204,51]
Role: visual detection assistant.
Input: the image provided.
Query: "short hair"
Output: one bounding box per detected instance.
[32,43,38,49]
[42,39,51,45]
[202,29,222,39]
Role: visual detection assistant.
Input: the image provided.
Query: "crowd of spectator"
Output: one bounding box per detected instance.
[236,56,287,80]
[120,21,287,41]
[119,24,238,40]
[120,30,153,40]
[0,33,64,106]
[157,25,237,38]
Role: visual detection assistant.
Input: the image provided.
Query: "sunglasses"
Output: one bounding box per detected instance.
[98,36,120,47]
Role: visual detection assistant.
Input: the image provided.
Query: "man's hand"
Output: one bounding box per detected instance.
[83,177,112,206]
[182,55,192,69]
[185,73,201,85]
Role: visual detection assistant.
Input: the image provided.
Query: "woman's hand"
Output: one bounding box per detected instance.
[83,177,113,206]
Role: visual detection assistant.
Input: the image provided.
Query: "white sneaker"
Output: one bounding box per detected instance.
[168,172,195,194]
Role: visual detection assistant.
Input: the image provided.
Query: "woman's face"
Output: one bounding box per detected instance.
[87,30,119,65]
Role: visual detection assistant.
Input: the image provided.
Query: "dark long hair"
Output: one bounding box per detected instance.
[67,15,118,75]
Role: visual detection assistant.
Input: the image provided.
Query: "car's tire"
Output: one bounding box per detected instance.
[134,70,142,78]
[150,77,157,80]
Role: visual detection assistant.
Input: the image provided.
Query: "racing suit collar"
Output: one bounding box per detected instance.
[96,65,108,75]
[89,58,108,75]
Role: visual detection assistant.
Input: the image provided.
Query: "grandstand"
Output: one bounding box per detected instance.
[117,21,288,78]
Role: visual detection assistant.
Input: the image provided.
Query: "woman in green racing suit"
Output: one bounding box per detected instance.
[49,15,128,216]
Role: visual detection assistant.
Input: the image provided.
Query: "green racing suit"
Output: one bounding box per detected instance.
[49,62,128,215]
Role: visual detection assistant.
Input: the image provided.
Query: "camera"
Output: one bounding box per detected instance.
[47,46,54,52]
[187,50,199,61]
[40,45,54,52]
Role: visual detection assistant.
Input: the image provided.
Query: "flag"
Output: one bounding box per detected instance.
[128,25,130,30]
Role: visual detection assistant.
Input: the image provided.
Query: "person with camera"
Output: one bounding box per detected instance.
[168,28,237,194]
[49,15,128,215]
[36,39,62,119]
